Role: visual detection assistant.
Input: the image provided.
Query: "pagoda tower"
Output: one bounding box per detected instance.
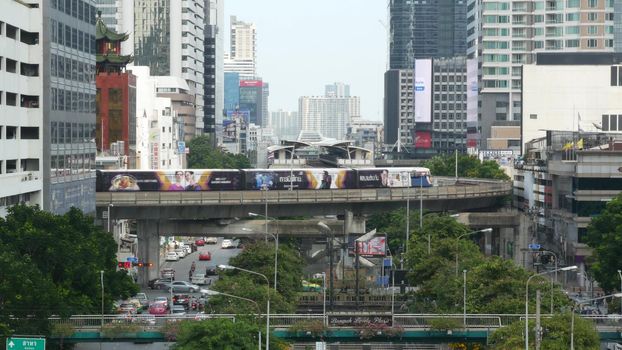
[95,13,136,166]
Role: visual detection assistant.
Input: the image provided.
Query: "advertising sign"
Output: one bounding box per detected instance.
[466,58,479,124]
[328,315,392,327]
[96,170,243,192]
[242,169,352,190]
[414,131,432,149]
[355,236,387,257]
[240,80,263,87]
[414,59,432,123]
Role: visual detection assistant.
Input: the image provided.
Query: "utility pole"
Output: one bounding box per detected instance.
[535,290,542,350]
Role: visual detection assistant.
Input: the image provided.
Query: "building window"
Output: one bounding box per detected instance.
[5,92,17,106]
[588,12,598,21]
[587,39,598,48]
[588,0,599,7]
[612,66,619,86]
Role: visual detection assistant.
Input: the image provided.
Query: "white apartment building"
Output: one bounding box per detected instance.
[0,1,44,216]
[522,53,622,148]
[121,0,205,136]
[467,0,616,150]
[299,95,361,140]
[130,67,183,170]
[225,16,256,79]
[270,110,300,141]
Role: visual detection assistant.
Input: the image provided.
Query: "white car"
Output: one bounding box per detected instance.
[221,239,235,249]
[205,237,218,245]
[191,273,208,285]
[165,252,179,261]
[174,248,186,258]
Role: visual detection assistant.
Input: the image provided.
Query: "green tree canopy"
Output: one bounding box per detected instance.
[207,241,304,314]
[488,313,599,350]
[172,318,288,350]
[187,135,251,169]
[0,205,138,341]
[584,193,622,292]
[423,154,510,180]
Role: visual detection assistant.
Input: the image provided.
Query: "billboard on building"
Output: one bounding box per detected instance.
[414,59,432,123]
[466,58,479,124]
[414,131,432,149]
[355,237,387,257]
[240,80,263,87]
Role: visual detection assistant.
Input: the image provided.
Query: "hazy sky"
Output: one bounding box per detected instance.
[224,1,387,121]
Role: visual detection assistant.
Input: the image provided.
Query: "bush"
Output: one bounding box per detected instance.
[429,317,462,331]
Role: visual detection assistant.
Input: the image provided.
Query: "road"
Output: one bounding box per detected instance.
[141,237,242,312]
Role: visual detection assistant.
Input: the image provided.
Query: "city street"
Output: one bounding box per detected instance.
[140,237,242,311]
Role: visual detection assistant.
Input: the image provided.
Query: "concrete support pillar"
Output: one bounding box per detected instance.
[137,220,160,286]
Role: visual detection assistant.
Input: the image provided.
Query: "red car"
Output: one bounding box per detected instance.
[195,239,205,246]
[148,302,168,316]
[198,251,212,261]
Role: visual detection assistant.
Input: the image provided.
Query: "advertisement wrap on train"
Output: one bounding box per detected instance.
[95,167,432,192]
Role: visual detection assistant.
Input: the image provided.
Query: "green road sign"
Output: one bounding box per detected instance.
[6,337,45,350]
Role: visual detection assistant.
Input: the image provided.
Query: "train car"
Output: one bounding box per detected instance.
[96,169,243,192]
[241,168,356,190]
[96,167,432,192]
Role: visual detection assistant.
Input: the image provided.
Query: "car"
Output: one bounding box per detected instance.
[171,305,186,316]
[195,239,205,246]
[116,302,137,314]
[165,252,179,261]
[148,302,168,316]
[173,294,191,309]
[183,245,191,255]
[151,278,173,290]
[221,239,236,249]
[205,237,218,245]
[135,293,149,309]
[174,248,186,258]
[168,281,200,293]
[191,273,208,285]
[205,266,218,276]
[126,298,143,313]
[198,251,212,261]
[153,296,169,306]
[160,268,175,279]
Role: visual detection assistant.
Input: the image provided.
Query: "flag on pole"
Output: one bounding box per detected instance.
[576,138,584,150]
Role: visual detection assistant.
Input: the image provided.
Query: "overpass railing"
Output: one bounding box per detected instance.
[96,179,511,206]
[48,313,622,332]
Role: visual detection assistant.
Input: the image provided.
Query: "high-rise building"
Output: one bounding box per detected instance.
[467,0,616,150]
[270,110,300,141]
[384,57,470,157]
[239,80,264,126]
[385,0,468,156]
[225,16,256,79]
[388,0,467,69]
[224,72,240,111]
[299,88,360,140]
[325,82,350,98]
[0,0,45,216]
[203,0,224,142]
[126,0,205,137]
[47,0,99,214]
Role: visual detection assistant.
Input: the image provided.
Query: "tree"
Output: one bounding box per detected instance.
[423,154,510,180]
[584,193,622,292]
[172,318,288,350]
[0,205,138,342]
[488,313,599,350]
[187,135,251,169]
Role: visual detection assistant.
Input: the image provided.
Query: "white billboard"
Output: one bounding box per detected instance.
[466,58,479,123]
[414,59,432,123]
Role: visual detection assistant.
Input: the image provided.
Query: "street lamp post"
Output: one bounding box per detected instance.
[219,265,271,350]
[570,293,622,350]
[455,228,493,275]
[318,222,334,311]
[248,213,279,291]
[244,224,279,291]
[618,270,622,315]
[538,250,558,314]
[463,269,467,330]
[321,272,327,325]
[107,203,114,233]
[525,265,577,350]
[201,289,261,350]
[100,270,104,331]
